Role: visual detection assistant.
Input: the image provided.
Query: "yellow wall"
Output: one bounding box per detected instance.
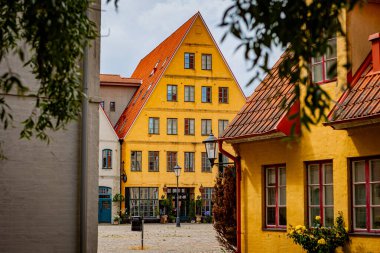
[121,17,246,206]
[233,8,380,253]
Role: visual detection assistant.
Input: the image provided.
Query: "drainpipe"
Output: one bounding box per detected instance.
[218,141,241,253]
[119,139,124,213]
[80,28,89,253]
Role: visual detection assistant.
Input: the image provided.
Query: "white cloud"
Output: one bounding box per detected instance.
[100,0,282,96]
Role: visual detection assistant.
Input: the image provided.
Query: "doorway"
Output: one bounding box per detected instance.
[167,187,194,221]
[98,186,112,223]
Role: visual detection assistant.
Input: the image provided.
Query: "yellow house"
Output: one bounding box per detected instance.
[114,12,246,220]
[220,3,380,253]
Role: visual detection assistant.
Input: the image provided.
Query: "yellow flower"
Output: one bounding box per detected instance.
[315,216,321,221]
[318,238,326,245]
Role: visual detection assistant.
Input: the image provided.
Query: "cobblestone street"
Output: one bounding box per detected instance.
[98,223,222,253]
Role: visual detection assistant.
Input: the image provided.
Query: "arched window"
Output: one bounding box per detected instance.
[102,149,112,169]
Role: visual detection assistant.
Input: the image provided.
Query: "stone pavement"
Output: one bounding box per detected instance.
[98,223,224,253]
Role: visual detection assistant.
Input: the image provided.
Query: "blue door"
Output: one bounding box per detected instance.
[98,187,112,223]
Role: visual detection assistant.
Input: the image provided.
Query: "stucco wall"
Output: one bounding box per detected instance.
[0,1,100,252]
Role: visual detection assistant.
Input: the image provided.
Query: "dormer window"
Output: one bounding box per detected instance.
[311,37,337,83]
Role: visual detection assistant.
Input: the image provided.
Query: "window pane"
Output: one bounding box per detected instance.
[325,185,334,205]
[310,207,320,223]
[312,63,323,83]
[372,183,380,205]
[267,188,276,205]
[371,159,380,182]
[354,161,365,182]
[279,207,286,226]
[267,207,276,225]
[324,164,333,184]
[324,207,334,227]
[309,165,319,184]
[267,168,276,186]
[372,207,380,229]
[355,207,367,229]
[279,168,286,186]
[326,60,337,80]
[309,186,320,205]
[355,184,366,205]
[279,187,286,205]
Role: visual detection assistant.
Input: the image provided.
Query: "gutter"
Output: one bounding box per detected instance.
[119,139,124,212]
[218,141,241,253]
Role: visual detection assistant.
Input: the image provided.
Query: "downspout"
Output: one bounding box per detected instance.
[80,25,89,253]
[119,139,124,213]
[218,141,241,253]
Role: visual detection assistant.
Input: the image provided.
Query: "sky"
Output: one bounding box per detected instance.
[100,0,282,96]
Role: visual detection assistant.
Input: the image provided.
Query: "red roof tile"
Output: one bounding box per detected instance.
[327,53,380,126]
[114,13,198,138]
[221,52,299,141]
[100,74,141,87]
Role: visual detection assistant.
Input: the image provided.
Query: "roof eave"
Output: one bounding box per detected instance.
[324,115,380,130]
[221,130,285,144]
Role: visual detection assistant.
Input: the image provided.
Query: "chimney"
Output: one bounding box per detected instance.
[369,33,380,72]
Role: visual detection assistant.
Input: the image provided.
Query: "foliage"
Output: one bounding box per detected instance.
[113,214,121,222]
[195,195,202,216]
[212,166,237,252]
[160,195,174,216]
[287,212,349,253]
[0,0,97,141]
[222,0,361,130]
[112,193,125,202]
[188,199,196,221]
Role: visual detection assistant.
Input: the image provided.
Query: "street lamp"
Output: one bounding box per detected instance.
[203,132,218,167]
[173,164,182,227]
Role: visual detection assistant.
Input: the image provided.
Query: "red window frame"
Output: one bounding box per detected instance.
[264,164,286,229]
[311,37,337,84]
[351,157,380,233]
[307,161,334,227]
[184,118,195,135]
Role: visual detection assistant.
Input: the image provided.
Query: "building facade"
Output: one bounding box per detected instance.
[114,12,246,220]
[0,2,100,252]
[98,107,120,223]
[221,3,380,253]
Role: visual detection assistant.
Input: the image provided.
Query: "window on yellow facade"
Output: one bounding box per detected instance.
[167,85,177,101]
[148,151,159,172]
[201,119,212,136]
[311,37,337,83]
[351,158,380,232]
[218,87,228,103]
[127,187,158,218]
[307,161,334,227]
[167,152,177,172]
[201,152,212,173]
[131,151,142,171]
[202,187,213,216]
[184,152,195,172]
[148,117,159,134]
[218,120,229,137]
[167,118,178,135]
[265,165,286,228]
[201,54,212,70]
[184,85,195,102]
[102,149,112,169]
[201,86,212,103]
[184,118,195,135]
[184,53,195,69]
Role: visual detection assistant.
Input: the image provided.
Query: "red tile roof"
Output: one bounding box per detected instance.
[100,74,141,87]
[221,52,299,141]
[326,53,380,127]
[114,13,199,138]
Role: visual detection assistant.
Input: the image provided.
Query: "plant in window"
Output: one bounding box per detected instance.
[287,212,349,253]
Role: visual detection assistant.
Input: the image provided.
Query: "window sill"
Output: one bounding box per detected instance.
[349,232,380,237]
[201,171,212,173]
[148,170,160,172]
[184,170,195,173]
[131,170,142,172]
[102,168,112,170]
[262,228,287,232]
[314,78,337,85]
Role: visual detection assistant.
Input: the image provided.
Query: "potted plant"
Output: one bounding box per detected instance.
[113,214,121,225]
[112,193,125,220]
[195,195,202,223]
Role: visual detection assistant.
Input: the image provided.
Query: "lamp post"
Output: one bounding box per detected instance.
[173,164,182,227]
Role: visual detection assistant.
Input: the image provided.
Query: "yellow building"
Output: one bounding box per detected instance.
[114,12,246,220]
[220,3,380,253]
